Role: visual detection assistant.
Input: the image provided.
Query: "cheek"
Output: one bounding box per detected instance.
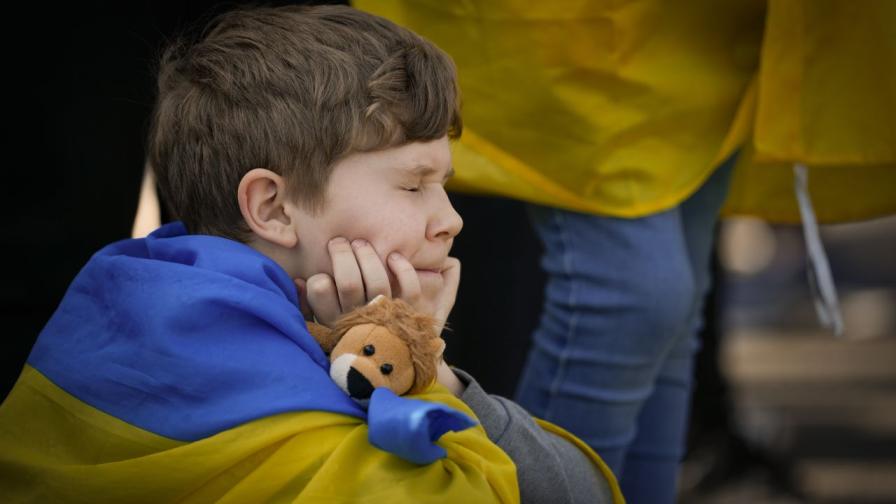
[389,368,415,395]
[324,201,429,273]
[362,213,427,259]
[307,245,335,275]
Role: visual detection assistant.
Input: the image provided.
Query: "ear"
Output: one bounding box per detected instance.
[238,168,297,248]
[306,321,339,354]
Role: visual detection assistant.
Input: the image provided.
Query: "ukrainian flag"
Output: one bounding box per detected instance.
[0,223,518,502]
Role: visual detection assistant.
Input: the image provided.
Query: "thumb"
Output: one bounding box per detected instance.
[434,257,460,332]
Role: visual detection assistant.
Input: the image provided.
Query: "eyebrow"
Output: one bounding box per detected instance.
[408,164,455,182]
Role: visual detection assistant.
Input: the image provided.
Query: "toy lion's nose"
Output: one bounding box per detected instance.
[347,367,375,399]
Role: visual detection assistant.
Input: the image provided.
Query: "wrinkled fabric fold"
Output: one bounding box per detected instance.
[368,387,477,464]
[6,221,499,483]
[0,365,518,502]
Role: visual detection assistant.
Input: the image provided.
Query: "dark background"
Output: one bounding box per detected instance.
[0,1,349,399]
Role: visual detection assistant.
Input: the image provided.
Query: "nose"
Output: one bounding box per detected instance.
[428,188,463,241]
[347,366,375,399]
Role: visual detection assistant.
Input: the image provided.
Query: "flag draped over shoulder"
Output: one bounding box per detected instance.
[0,223,518,503]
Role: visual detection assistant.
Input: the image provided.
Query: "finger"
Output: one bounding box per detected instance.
[328,237,365,312]
[351,239,391,300]
[387,252,422,310]
[293,277,314,320]
[433,257,461,330]
[305,273,342,326]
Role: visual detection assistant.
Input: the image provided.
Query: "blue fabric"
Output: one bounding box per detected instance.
[368,388,477,465]
[28,222,469,464]
[29,222,360,440]
[516,158,736,504]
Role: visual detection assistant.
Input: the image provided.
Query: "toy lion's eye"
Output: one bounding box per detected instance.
[380,363,393,375]
[363,344,375,356]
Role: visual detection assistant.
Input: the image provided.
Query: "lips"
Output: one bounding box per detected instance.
[413,258,447,274]
[414,262,446,283]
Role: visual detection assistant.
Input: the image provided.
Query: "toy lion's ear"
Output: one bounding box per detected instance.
[429,338,446,360]
[406,337,447,395]
[306,321,338,354]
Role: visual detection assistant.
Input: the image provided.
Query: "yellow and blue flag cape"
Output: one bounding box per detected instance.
[0,223,519,502]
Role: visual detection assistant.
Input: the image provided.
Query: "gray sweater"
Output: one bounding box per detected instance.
[454,368,616,504]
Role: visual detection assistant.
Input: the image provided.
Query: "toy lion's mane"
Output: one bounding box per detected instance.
[330,298,442,394]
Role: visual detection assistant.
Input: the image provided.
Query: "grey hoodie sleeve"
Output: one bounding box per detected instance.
[453,368,615,504]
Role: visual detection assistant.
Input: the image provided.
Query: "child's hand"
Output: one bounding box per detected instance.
[386,252,460,334]
[296,238,391,325]
[296,237,460,333]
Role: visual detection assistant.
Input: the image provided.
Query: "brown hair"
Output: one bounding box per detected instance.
[148,5,462,241]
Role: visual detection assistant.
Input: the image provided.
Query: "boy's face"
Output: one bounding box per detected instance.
[290,136,462,313]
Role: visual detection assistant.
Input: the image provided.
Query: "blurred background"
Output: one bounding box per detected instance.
[4,2,893,503]
[442,197,896,504]
[437,194,896,504]
[677,215,896,504]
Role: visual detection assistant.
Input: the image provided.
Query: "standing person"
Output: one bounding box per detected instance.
[355,1,896,502]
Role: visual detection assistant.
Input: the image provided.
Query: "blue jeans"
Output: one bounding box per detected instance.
[516,158,735,504]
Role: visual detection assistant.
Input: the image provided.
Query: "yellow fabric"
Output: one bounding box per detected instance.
[725,0,896,223]
[358,0,896,223]
[0,366,519,503]
[534,418,626,504]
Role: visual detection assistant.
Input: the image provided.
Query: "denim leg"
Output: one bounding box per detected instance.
[517,159,736,504]
[515,205,696,475]
[621,158,736,503]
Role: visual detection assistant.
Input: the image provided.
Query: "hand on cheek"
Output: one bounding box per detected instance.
[297,237,392,326]
[294,239,464,396]
[384,251,424,311]
[434,257,460,332]
[388,253,464,396]
[386,253,460,335]
[294,236,461,336]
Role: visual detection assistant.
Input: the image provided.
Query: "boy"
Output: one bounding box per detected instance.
[0,5,619,503]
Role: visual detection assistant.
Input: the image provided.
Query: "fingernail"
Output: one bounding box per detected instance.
[351,239,367,249]
[329,237,347,246]
[388,252,401,262]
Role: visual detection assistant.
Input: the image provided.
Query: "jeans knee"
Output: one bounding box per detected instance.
[531,205,701,347]
[627,260,696,342]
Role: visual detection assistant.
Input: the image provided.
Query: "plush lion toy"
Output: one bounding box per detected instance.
[307,296,446,402]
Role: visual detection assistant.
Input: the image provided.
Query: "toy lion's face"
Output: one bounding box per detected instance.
[309,296,445,402]
[329,323,416,400]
